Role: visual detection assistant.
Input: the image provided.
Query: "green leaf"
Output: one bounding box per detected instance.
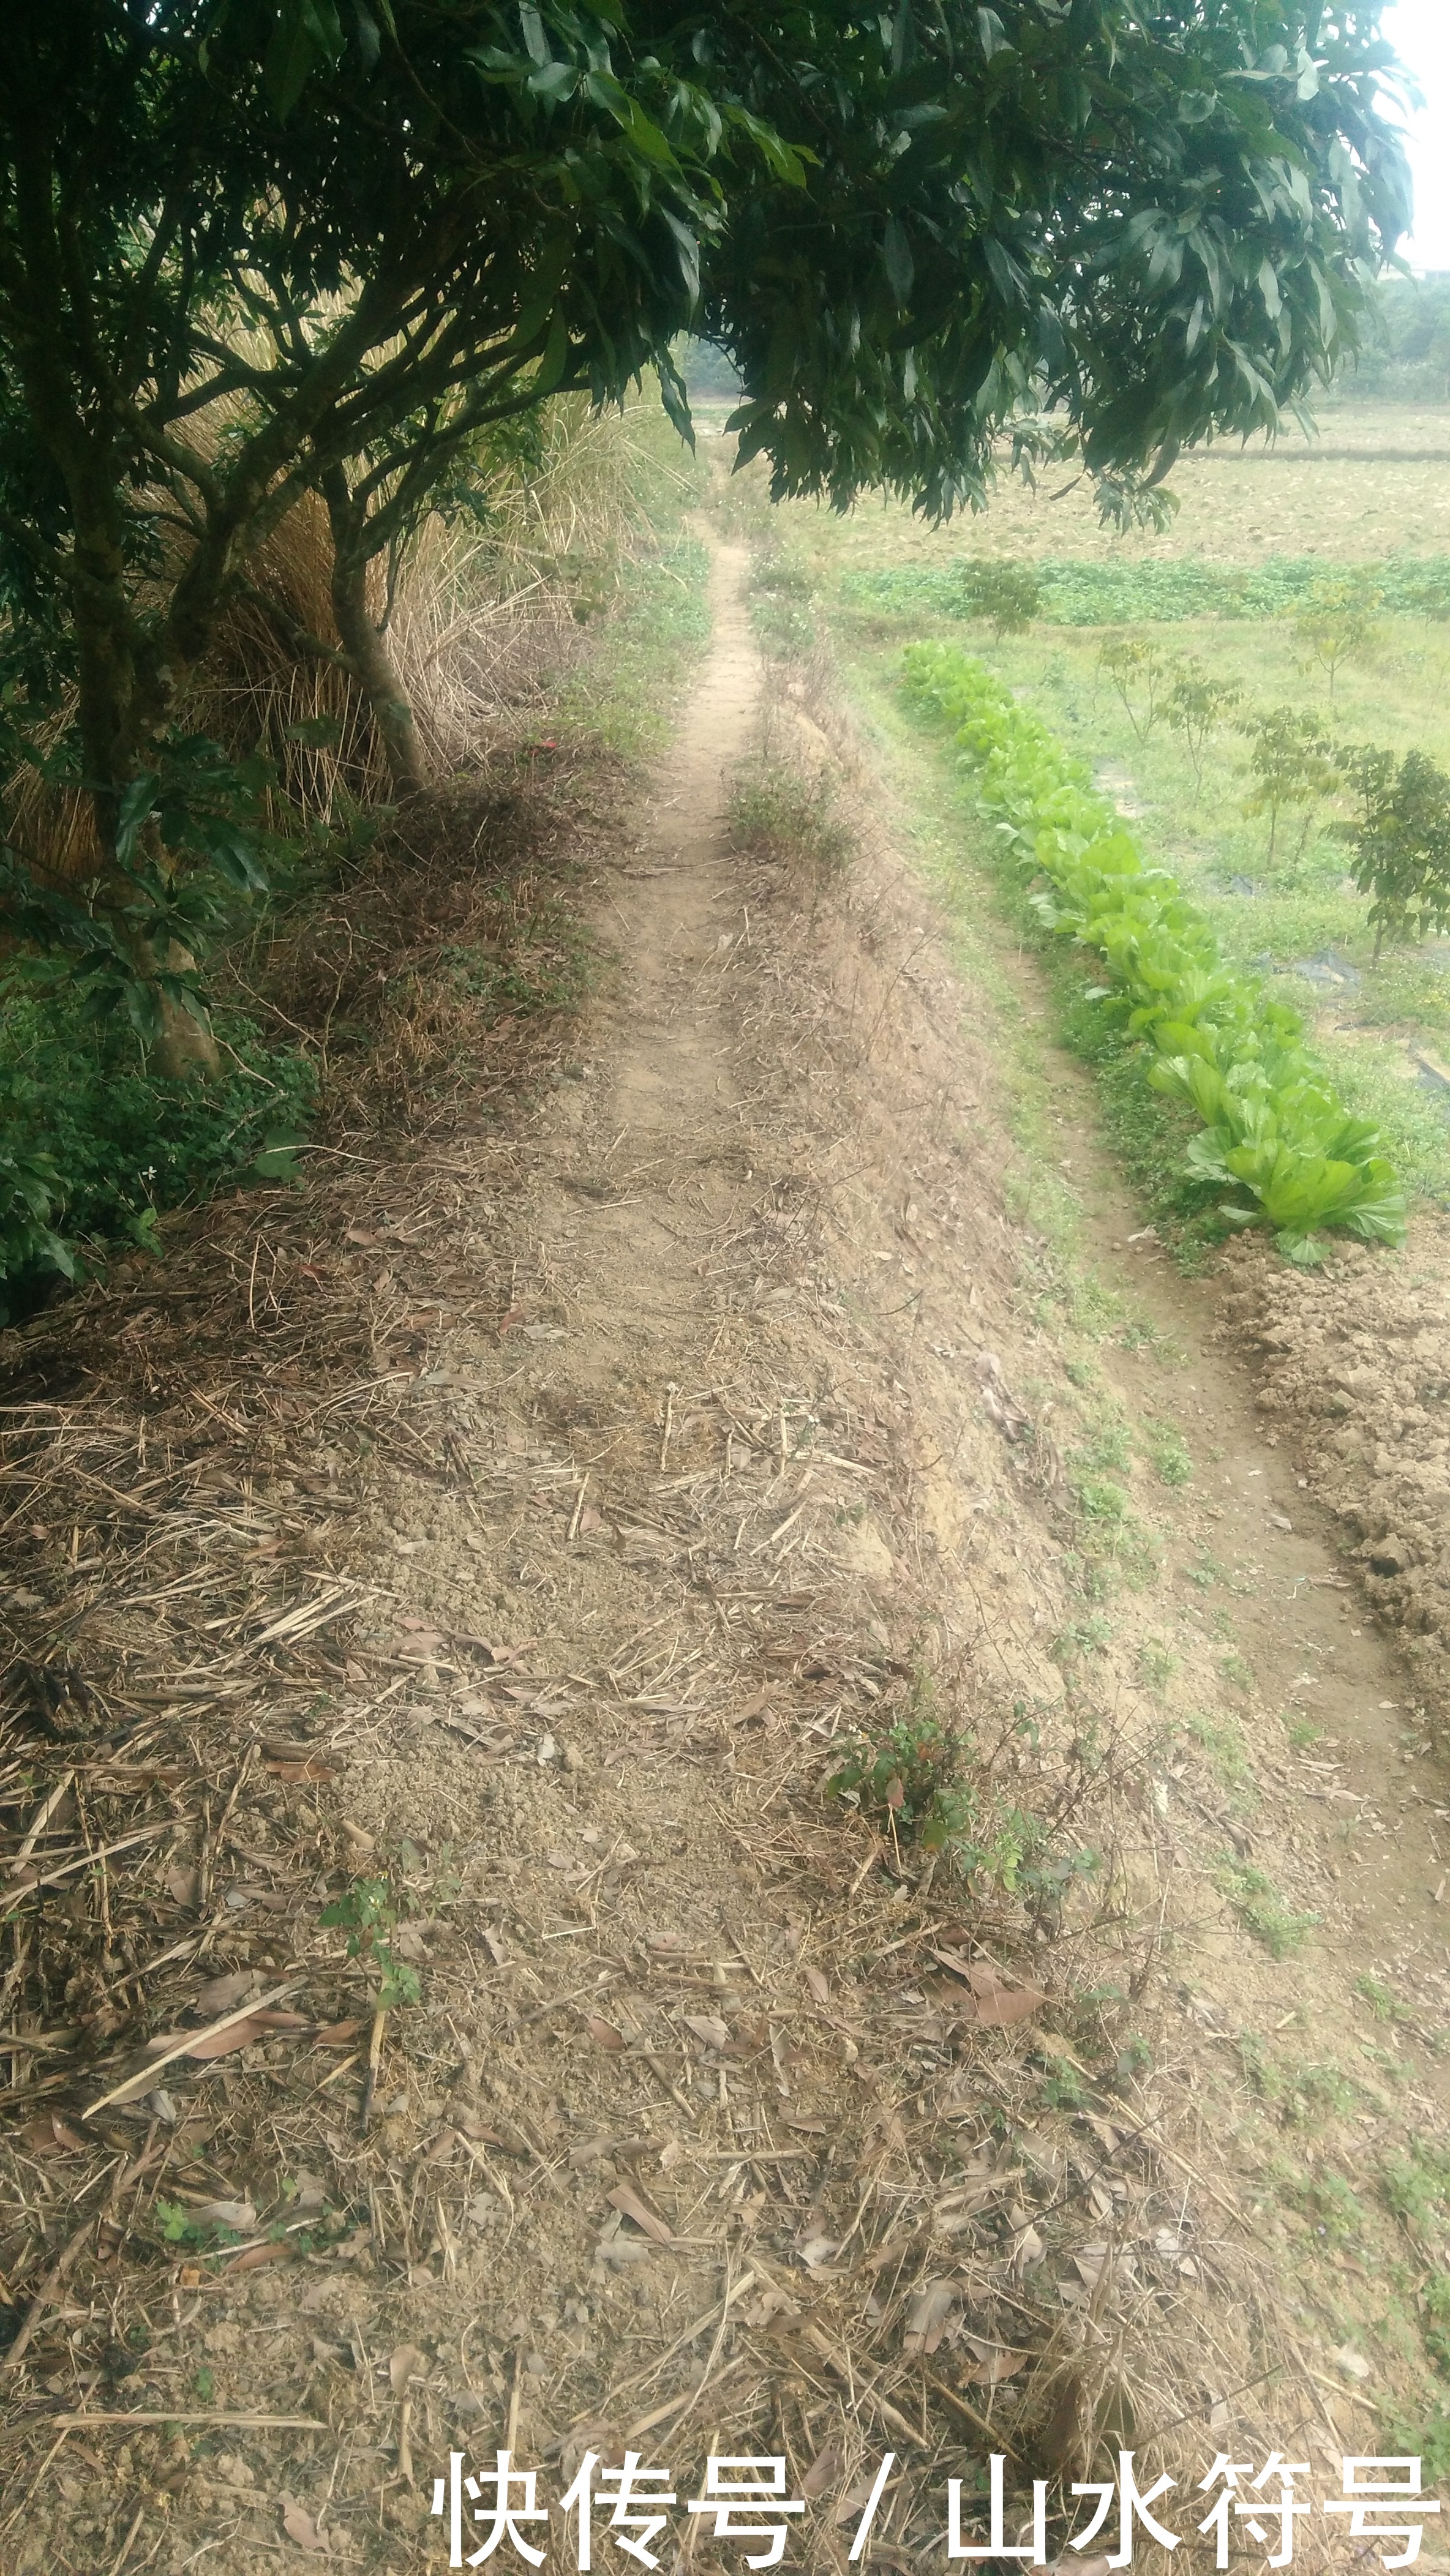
[882,217,914,303]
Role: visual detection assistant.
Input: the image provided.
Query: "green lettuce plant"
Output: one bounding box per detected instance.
[902,642,1405,1266]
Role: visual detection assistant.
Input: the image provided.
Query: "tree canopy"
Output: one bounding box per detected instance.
[0,1,1413,1054]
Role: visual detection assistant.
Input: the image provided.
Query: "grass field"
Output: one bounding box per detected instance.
[775,406,1450,1218]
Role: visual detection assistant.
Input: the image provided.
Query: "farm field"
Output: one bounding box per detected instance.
[795,403,1450,569]
[778,406,1450,1222]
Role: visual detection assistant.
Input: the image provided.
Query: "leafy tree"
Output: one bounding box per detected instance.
[1241,706,1343,864]
[1295,572,1384,699]
[960,558,1040,637]
[1164,657,1242,791]
[1346,747,1450,960]
[0,2,1413,1071]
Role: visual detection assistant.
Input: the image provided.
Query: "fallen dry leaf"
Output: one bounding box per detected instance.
[961,2340,1032,2386]
[191,2198,256,2231]
[266,1756,337,1783]
[280,2495,328,2553]
[389,2343,424,2395]
[454,2109,508,2145]
[606,2182,676,2245]
[21,2111,88,2156]
[146,2002,310,2065]
[903,2278,958,2356]
[193,1972,261,2016]
[802,1966,831,2006]
[780,2113,827,2135]
[227,2241,295,2277]
[797,2233,840,2270]
[584,2015,626,2051]
[1010,2222,1046,2274]
[802,2443,842,2499]
[313,2019,363,2050]
[742,2286,800,2329]
[932,1949,1048,2027]
[682,2012,731,2052]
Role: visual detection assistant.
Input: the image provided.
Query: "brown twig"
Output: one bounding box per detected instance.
[0,2215,96,2379]
[359,2002,387,2135]
[81,1977,302,2118]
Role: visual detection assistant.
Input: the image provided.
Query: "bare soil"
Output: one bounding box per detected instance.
[2,536,1449,2575]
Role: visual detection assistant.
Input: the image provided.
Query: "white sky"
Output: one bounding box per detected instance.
[1381,1,1450,269]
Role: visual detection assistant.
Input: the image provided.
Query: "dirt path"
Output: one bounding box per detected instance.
[9,533,1450,2574]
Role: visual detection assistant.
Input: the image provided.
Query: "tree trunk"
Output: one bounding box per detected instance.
[323,475,426,798]
[140,825,224,1081]
[154,964,224,1082]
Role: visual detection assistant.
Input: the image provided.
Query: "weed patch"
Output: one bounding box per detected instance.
[1214,1855,1319,1957]
[727,758,852,888]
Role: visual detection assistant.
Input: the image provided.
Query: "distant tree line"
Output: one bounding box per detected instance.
[1340,275,1450,403]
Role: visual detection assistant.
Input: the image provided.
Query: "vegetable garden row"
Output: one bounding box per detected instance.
[903,643,1409,1265]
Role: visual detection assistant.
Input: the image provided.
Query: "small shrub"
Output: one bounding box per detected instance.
[1144,1422,1192,1486]
[1050,1614,1113,1668]
[826,1699,974,1853]
[1295,572,1383,698]
[1185,1713,1251,1789]
[1164,657,1242,791]
[1345,746,1450,960]
[1137,1642,1177,1696]
[1240,708,1343,865]
[825,1682,1088,1906]
[0,979,314,1321]
[1288,2169,1367,2238]
[1354,1972,1411,2024]
[1098,637,1168,741]
[320,1874,421,2010]
[960,557,1041,637]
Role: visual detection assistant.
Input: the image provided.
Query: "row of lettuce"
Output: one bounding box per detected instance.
[851,553,1450,627]
[901,643,1405,1265]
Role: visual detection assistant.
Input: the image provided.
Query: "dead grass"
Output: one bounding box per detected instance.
[0,527,1435,2576]
[2,395,688,882]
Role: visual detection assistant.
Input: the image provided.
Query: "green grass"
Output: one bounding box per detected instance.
[553,534,711,758]
[1215,1854,1320,1958]
[840,553,1450,627]
[0,976,315,1321]
[1185,1712,1253,1792]
[1381,2145,1450,2234]
[1143,1420,1193,1486]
